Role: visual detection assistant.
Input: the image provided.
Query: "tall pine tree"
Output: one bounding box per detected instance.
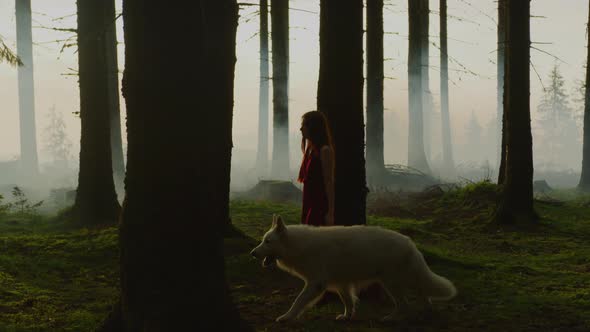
[15,0,39,177]
[366,0,386,185]
[439,0,454,176]
[407,0,431,173]
[73,0,120,224]
[579,3,590,191]
[256,0,270,177]
[318,0,366,225]
[99,1,248,330]
[495,0,537,224]
[270,0,290,180]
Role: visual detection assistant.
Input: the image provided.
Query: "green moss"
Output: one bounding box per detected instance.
[0,195,588,331]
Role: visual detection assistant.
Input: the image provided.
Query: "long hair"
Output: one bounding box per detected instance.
[298,111,335,182]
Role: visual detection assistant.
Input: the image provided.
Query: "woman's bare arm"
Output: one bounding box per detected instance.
[320,146,335,225]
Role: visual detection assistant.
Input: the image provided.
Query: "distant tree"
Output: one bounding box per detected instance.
[497,0,507,183]
[256,0,270,177]
[536,65,579,168]
[579,3,590,191]
[15,0,39,177]
[43,106,73,170]
[366,0,386,184]
[464,111,483,162]
[97,1,248,331]
[73,0,120,224]
[439,0,454,176]
[271,0,290,179]
[104,0,125,193]
[407,0,431,173]
[495,0,537,224]
[318,0,366,225]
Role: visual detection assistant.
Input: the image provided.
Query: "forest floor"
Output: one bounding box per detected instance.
[0,182,589,331]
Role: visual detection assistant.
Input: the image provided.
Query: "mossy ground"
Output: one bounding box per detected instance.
[1,183,589,331]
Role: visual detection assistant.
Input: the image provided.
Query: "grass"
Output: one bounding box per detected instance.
[0,184,589,331]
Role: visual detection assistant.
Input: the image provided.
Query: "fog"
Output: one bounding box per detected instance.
[0,0,588,200]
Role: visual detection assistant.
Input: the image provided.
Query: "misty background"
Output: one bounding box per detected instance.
[0,0,587,194]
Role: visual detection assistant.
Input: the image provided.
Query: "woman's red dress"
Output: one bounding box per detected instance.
[298,147,329,226]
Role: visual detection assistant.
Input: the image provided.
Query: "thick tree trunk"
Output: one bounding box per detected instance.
[318,0,366,225]
[497,0,507,184]
[495,0,536,224]
[107,1,247,330]
[420,0,432,161]
[578,4,590,191]
[271,0,290,180]
[74,0,120,225]
[366,0,385,185]
[105,0,125,194]
[407,0,431,173]
[15,0,39,177]
[439,0,454,177]
[256,0,270,177]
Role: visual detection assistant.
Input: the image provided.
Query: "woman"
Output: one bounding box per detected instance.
[297,111,335,226]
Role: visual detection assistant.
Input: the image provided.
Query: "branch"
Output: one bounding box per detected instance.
[456,0,497,25]
[529,60,546,92]
[0,39,22,67]
[531,46,568,65]
[33,24,77,33]
[430,41,486,79]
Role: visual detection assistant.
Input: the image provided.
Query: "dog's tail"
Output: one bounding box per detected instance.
[423,270,457,301]
[412,247,457,301]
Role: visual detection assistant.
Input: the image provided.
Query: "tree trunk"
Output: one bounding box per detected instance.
[366,0,385,185]
[15,0,39,177]
[318,0,366,225]
[495,0,537,224]
[420,0,432,162]
[103,1,248,330]
[439,0,454,177]
[74,0,120,225]
[105,0,125,194]
[578,4,590,191]
[256,0,270,177]
[407,0,431,173]
[497,0,507,184]
[271,0,290,180]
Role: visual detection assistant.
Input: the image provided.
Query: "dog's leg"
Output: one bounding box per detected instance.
[335,286,356,321]
[418,294,434,319]
[380,282,407,322]
[276,282,326,323]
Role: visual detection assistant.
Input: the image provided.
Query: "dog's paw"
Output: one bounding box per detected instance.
[276,313,294,323]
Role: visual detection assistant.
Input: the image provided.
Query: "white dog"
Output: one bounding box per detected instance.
[250,215,457,322]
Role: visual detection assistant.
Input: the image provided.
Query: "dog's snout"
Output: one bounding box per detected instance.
[250,249,258,258]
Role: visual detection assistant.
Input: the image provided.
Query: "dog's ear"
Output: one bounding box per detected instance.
[272,214,277,227]
[275,215,286,233]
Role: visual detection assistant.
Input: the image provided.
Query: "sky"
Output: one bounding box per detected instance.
[0,0,588,178]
